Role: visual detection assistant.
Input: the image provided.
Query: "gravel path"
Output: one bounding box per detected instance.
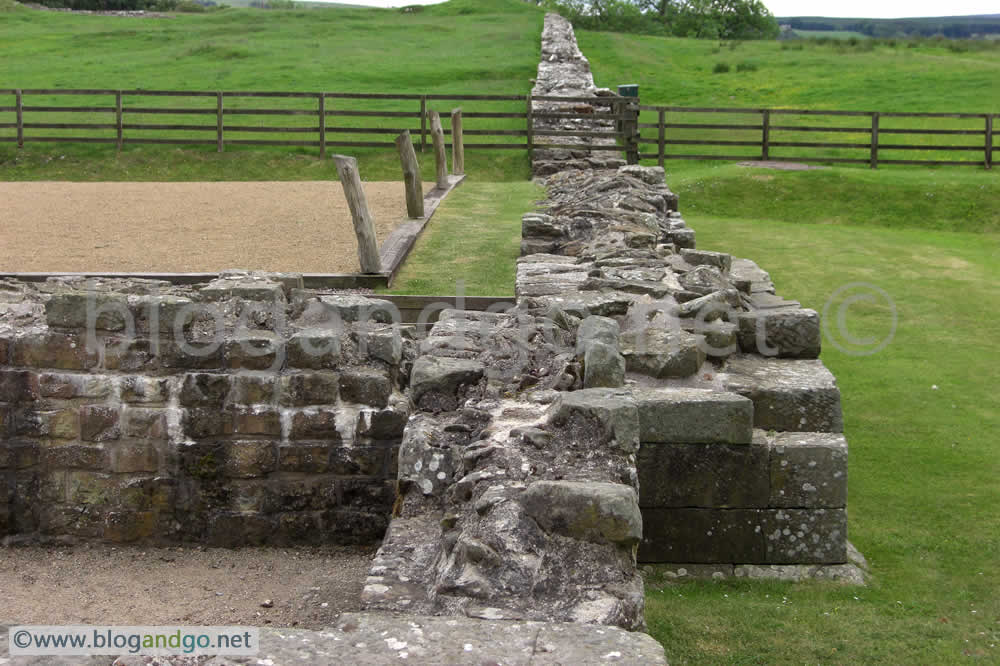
[0,181,427,274]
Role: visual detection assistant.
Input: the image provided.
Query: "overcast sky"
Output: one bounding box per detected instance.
[336,0,996,19]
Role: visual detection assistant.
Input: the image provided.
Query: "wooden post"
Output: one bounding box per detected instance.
[318,94,326,160]
[450,108,464,176]
[332,155,382,274]
[15,89,23,148]
[429,110,448,190]
[526,94,534,164]
[985,115,993,170]
[870,112,879,169]
[658,109,665,168]
[115,91,123,151]
[624,100,640,165]
[419,95,427,153]
[761,109,770,161]
[395,130,424,219]
[216,92,224,153]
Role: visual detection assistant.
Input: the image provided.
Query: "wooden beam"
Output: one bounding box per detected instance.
[15,89,23,148]
[657,109,665,168]
[526,93,534,164]
[761,109,770,161]
[395,130,424,219]
[429,110,448,189]
[985,115,993,170]
[332,155,382,274]
[450,108,465,176]
[115,91,123,151]
[318,93,326,159]
[419,95,426,153]
[870,112,879,169]
[216,92,224,153]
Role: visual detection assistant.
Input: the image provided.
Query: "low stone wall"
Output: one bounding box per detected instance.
[0,273,412,545]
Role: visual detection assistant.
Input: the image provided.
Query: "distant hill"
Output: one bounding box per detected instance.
[778,15,1000,39]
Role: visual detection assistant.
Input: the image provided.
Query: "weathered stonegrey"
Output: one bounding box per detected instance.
[768,431,848,508]
[633,388,754,445]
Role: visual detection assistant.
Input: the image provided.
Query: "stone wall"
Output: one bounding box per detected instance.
[0,272,412,545]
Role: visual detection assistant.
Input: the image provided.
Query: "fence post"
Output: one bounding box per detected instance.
[419,95,427,153]
[115,91,123,151]
[395,130,424,219]
[657,109,665,168]
[332,154,382,274]
[624,99,640,165]
[450,108,465,176]
[870,112,879,169]
[429,110,448,189]
[216,92,224,153]
[526,94,534,164]
[15,89,23,148]
[761,109,770,161]
[985,115,993,170]
[318,94,326,160]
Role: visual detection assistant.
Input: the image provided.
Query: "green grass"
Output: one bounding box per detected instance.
[379,181,543,296]
[0,0,542,181]
[646,214,1000,664]
[791,29,870,40]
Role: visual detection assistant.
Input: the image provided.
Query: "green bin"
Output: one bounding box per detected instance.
[617,84,639,98]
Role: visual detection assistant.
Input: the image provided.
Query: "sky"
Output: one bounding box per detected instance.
[332,0,998,19]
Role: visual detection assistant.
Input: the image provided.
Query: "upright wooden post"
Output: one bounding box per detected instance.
[115,91,123,151]
[429,110,448,190]
[318,94,326,160]
[657,108,665,168]
[419,95,427,153]
[395,130,424,219]
[15,89,23,148]
[870,112,879,169]
[332,155,382,274]
[624,100,640,165]
[450,108,464,176]
[761,109,770,161]
[985,115,993,170]
[216,92,224,153]
[526,94,534,164]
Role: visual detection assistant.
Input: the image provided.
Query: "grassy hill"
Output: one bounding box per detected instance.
[780,14,1000,39]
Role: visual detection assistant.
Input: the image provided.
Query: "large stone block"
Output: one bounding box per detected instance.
[280,372,339,407]
[330,444,390,477]
[286,329,342,370]
[582,341,625,388]
[45,290,130,331]
[621,328,704,379]
[520,480,642,546]
[40,443,107,470]
[763,508,847,564]
[181,407,231,439]
[179,372,231,407]
[410,356,485,412]
[575,315,619,356]
[121,407,168,440]
[38,373,113,400]
[158,339,224,370]
[103,510,157,543]
[278,442,331,473]
[723,356,843,433]
[340,369,393,408]
[14,407,79,440]
[681,248,732,273]
[548,388,639,454]
[290,408,343,441]
[737,308,821,359]
[638,440,769,509]
[0,370,38,403]
[639,508,766,563]
[102,338,161,373]
[223,332,282,371]
[229,374,277,405]
[80,405,120,442]
[109,442,160,473]
[13,331,98,370]
[224,440,277,478]
[227,406,282,437]
[633,388,753,445]
[769,432,848,508]
[356,405,409,441]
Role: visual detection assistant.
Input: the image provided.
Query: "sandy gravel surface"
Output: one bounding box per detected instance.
[0,543,375,629]
[0,181,427,274]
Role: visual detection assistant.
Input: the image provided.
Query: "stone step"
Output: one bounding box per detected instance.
[631,387,754,445]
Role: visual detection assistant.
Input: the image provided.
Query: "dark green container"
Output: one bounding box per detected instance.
[617,84,639,98]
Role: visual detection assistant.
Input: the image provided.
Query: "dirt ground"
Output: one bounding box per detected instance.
[0,543,376,629]
[0,181,428,274]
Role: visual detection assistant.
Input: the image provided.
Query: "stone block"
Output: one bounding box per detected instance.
[102,338,161,373]
[769,432,848,508]
[13,331,98,370]
[575,315,619,356]
[159,339,223,370]
[723,356,844,433]
[582,341,625,388]
[45,290,130,331]
[330,444,389,477]
[664,228,695,249]
[737,309,821,359]
[638,440,769,509]
[633,388,753,445]
[410,357,483,412]
[80,405,120,442]
[225,440,277,478]
[520,480,641,546]
[65,470,119,506]
[678,265,727,296]
[38,373,113,400]
[227,406,282,437]
[41,443,107,470]
[205,512,277,548]
[305,294,397,324]
[290,409,343,441]
[230,374,278,405]
[224,332,281,370]
[764,508,847,564]
[120,377,171,405]
[639,508,766,563]
[356,405,409,441]
[0,370,38,403]
[201,275,284,302]
[287,329,342,370]
[179,372,231,407]
[278,442,331,473]
[621,328,704,379]
[548,388,639,454]
[181,407,231,439]
[109,442,160,473]
[681,248,732,272]
[103,510,156,543]
[280,372,339,407]
[356,326,403,365]
[122,407,169,440]
[397,417,456,496]
[132,294,197,334]
[0,441,40,469]
[15,407,80,440]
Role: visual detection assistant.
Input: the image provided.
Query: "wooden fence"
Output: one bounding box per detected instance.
[639,106,997,169]
[0,89,631,157]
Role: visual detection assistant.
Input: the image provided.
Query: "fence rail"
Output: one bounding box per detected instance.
[0,88,630,158]
[639,105,998,169]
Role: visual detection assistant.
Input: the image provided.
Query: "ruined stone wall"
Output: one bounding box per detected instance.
[0,272,412,545]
